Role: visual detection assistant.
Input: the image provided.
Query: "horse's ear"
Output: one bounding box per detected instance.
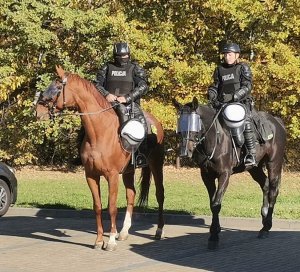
[172,98,182,110]
[55,65,65,79]
[192,97,199,111]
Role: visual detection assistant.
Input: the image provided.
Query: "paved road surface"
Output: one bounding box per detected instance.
[1,208,300,272]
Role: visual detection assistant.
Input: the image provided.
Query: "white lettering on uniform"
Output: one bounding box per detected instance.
[222,73,234,81]
[112,71,126,76]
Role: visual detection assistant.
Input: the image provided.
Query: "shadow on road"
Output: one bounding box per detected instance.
[1,210,300,272]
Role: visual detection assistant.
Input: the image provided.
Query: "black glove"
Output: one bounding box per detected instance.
[233,87,248,102]
[222,93,233,103]
[208,89,217,102]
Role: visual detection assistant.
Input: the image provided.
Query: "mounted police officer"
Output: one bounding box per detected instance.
[207,42,257,166]
[94,42,149,166]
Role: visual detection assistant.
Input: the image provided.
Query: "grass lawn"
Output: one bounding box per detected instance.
[15,166,300,220]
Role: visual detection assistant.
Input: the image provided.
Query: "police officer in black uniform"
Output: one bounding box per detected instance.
[94,42,149,166]
[95,42,148,128]
[207,42,256,166]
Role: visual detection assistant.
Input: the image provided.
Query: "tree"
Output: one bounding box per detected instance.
[0,0,299,168]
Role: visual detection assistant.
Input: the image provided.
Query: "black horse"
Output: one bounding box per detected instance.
[173,97,286,249]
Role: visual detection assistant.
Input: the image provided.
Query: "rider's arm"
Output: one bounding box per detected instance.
[233,63,253,101]
[207,67,220,102]
[124,64,149,103]
[94,64,110,97]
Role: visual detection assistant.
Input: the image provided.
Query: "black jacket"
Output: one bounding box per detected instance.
[95,61,148,105]
[208,62,253,103]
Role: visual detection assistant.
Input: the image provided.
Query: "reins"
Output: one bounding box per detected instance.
[36,75,120,119]
[199,105,224,142]
[55,102,120,117]
[195,105,224,160]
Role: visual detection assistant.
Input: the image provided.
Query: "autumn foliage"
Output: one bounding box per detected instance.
[0,0,299,168]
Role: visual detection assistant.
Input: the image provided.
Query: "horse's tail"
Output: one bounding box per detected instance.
[144,111,164,144]
[137,166,151,207]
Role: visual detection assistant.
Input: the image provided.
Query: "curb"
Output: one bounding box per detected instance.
[5,207,300,230]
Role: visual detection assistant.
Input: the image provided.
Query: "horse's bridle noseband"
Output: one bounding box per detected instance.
[36,76,68,119]
[178,105,224,160]
[36,75,120,119]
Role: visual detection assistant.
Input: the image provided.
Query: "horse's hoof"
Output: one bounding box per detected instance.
[94,241,105,250]
[208,240,219,250]
[155,228,165,240]
[118,231,129,241]
[258,230,269,239]
[104,242,117,252]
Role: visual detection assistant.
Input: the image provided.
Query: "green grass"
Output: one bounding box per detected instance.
[15,166,300,220]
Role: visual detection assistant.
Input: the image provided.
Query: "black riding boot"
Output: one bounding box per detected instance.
[131,104,148,168]
[115,103,129,128]
[244,121,257,166]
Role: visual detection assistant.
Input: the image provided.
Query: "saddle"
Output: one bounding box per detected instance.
[252,111,274,144]
[221,104,274,146]
[120,111,160,168]
[220,104,274,167]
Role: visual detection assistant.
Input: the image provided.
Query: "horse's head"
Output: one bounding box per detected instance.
[173,97,202,158]
[35,66,75,120]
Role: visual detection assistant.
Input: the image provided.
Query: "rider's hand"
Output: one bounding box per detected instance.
[116,96,127,104]
[222,93,233,103]
[106,94,117,102]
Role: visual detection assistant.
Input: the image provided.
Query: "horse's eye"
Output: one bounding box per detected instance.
[57,85,63,90]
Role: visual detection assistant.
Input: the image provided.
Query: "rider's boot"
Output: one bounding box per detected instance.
[244,121,257,166]
[134,108,148,168]
[115,103,129,128]
[135,139,148,168]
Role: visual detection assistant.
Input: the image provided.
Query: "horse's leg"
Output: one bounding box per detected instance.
[248,165,271,238]
[150,160,165,239]
[263,162,282,235]
[118,169,136,241]
[251,161,282,238]
[105,173,120,251]
[202,169,230,249]
[85,174,104,249]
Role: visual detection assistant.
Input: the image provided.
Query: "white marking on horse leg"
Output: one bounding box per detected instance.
[123,211,132,230]
[104,232,118,251]
[118,211,132,240]
[108,232,118,244]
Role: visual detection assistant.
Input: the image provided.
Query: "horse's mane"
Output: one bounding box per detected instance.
[68,73,112,109]
[198,104,216,116]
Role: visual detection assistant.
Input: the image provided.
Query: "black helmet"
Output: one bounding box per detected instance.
[222,43,241,53]
[113,42,130,56]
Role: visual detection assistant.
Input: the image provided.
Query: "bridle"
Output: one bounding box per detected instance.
[35,75,119,119]
[194,106,224,160]
[178,105,224,160]
[34,77,68,119]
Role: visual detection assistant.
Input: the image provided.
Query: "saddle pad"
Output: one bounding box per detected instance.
[253,112,274,143]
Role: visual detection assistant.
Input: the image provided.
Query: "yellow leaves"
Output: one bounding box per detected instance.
[142,98,177,130]
[0,75,26,101]
[170,60,213,87]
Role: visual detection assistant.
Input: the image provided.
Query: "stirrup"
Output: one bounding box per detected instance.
[135,153,148,168]
[244,154,257,167]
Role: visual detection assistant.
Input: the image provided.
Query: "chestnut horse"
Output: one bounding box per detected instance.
[173,97,286,250]
[35,66,165,251]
